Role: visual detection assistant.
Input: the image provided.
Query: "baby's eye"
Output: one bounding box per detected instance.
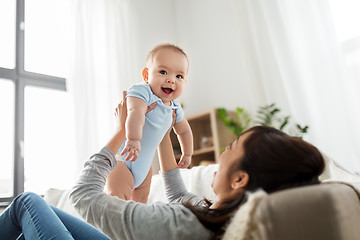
[159,70,167,75]
[176,75,183,79]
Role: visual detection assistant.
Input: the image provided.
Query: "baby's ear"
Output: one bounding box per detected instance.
[142,68,149,83]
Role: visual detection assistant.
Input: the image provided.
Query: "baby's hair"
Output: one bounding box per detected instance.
[147,43,188,67]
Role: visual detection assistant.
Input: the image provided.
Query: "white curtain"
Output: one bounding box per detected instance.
[69,0,360,173]
[68,0,137,172]
[230,0,360,171]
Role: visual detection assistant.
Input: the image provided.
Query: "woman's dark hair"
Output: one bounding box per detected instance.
[184,125,325,239]
[238,125,325,193]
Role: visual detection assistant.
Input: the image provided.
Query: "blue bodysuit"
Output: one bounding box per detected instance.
[118,83,184,188]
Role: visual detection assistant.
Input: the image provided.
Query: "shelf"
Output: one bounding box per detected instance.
[175,146,214,158]
[170,108,236,168]
[193,146,214,156]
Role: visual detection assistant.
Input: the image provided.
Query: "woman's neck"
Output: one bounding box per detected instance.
[209,200,228,209]
[210,192,247,209]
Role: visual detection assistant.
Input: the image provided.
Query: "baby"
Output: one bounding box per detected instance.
[106,43,193,203]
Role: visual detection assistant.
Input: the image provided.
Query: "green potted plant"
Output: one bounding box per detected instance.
[218,103,309,139]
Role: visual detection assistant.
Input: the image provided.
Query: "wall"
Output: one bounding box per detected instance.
[173,0,264,116]
[116,0,360,171]
[123,0,178,87]
[124,0,269,117]
[126,0,286,174]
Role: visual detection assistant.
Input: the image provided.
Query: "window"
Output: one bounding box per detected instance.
[330,0,360,98]
[0,0,75,205]
[329,0,360,42]
[25,0,73,77]
[329,0,360,77]
[24,86,76,193]
[329,0,360,171]
[0,1,16,69]
[0,80,15,198]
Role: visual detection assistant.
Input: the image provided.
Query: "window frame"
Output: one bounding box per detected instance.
[0,0,66,206]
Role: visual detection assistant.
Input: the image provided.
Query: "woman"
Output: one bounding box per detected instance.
[0,92,325,239]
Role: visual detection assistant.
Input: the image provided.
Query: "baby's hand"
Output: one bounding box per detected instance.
[121,139,141,162]
[178,155,191,168]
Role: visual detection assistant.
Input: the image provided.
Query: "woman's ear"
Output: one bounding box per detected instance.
[231,171,249,190]
[142,68,149,83]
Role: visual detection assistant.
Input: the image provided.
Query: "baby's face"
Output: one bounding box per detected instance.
[145,49,188,105]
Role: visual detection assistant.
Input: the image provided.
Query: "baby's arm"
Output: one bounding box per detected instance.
[120,96,147,161]
[173,119,193,168]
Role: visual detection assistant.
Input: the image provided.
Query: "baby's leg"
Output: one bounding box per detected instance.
[131,167,152,203]
[105,161,134,200]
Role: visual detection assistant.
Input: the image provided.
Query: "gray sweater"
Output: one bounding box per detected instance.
[70,146,213,240]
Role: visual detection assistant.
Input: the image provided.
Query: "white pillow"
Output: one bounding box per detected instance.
[44,188,82,219]
[148,164,218,203]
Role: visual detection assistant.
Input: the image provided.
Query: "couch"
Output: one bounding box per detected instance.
[45,154,360,240]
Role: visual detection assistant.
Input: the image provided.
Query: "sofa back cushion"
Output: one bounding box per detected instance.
[257,183,360,240]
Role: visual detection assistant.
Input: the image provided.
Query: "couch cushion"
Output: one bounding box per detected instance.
[44,188,82,219]
[256,183,360,240]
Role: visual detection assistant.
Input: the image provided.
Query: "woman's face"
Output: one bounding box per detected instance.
[211,132,250,200]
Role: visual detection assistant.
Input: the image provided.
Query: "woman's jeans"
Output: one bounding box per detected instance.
[0,192,109,240]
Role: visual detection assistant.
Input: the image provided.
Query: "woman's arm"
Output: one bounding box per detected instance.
[106,92,128,154]
[71,145,214,240]
[70,94,211,240]
[157,112,206,205]
[157,124,178,173]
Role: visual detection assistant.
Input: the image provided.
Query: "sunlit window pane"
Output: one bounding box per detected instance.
[0,0,16,69]
[25,0,73,78]
[24,86,76,194]
[329,0,360,41]
[0,79,15,198]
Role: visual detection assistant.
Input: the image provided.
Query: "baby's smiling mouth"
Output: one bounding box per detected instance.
[162,87,174,94]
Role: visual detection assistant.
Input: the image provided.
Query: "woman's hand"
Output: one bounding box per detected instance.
[165,110,176,136]
[114,91,128,131]
[158,110,178,172]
